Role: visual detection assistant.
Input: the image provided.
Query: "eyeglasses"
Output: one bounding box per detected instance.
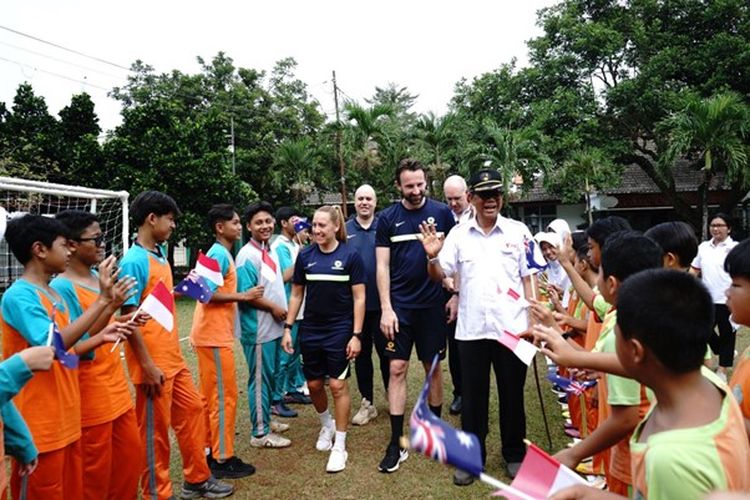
[76,235,105,246]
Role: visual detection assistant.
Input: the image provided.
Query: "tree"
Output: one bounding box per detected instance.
[553,148,620,225]
[479,120,551,199]
[0,83,62,180]
[58,93,103,187]
[413,112,456,197]
[659,92,750,237]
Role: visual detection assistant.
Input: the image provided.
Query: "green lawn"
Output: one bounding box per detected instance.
[166,298,750,499]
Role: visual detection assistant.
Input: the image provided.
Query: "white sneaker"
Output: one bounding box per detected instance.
[271,420,290,433]
[352,398,377,426]
[326,449,348,473]
[316,422,335,451]
[250,432,291,448]
[299,382,310,396]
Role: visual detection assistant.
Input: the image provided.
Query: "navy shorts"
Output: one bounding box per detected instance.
[375,305,447,362]
[299,329,351,380]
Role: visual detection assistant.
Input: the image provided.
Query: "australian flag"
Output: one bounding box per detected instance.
[410,355,484,477]
[546,373,596,395]
[524,236,548,272]
[49,322,79,369]
[175,270,214,304]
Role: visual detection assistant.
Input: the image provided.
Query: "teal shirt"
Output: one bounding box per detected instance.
[205,242,232,294]
[0,354,37,464]
[50,276,95,361]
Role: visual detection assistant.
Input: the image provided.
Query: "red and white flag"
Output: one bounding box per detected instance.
[195,251,223,286]
[506,287,530,308]
[141,281,175,332]
[493,442,585,499]
[499,330,538,366]
[251,240,277,283]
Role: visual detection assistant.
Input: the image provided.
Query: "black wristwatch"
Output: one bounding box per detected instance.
[283,323,294,330]
[351,332,362,339]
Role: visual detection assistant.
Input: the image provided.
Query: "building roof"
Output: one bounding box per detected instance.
[515,160,733,204]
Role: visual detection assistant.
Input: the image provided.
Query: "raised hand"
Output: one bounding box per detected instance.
[97,255,118,301]
[418,221,444,259]
[111,275,138,309]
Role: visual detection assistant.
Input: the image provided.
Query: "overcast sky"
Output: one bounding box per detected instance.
[1,0,558,133]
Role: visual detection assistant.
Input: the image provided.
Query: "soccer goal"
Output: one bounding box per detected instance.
[0,177,129,295]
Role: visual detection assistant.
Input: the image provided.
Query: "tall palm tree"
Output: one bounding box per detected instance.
[480,119,551,199]
[659,92,750,237]
[273,137,319,204]
[558,148,614,225]
[414,112,455,197]
[344,102,394,170]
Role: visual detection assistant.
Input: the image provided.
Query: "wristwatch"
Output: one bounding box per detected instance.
[283,323,294,330]
[351,332,362,339]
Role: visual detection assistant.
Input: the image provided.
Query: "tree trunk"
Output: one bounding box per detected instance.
[700,170,712,240]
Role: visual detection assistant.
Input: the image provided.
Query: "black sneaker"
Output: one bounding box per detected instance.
[180,475,234,499]
[210,456,256,479]
[378,443,408,473]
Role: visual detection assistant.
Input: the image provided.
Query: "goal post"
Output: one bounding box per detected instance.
[0,176,129,294]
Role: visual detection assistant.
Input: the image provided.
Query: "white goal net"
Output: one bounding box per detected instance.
[0,177,129,295]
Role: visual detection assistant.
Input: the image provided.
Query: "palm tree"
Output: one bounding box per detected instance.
[558,148,615,225]
[414,112,455,197]
[659,92,750,237]
[273,137,320,204]
[480,120,551,199]
[343,102,394,171]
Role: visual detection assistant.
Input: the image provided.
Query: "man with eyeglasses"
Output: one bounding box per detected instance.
[419,168,540,485]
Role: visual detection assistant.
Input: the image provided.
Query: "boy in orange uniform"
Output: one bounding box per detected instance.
[725,238,750,439]
[552,269,750,499]
[190,204,261,478]
[119,192,232,500]
[1,214,130,499]
[51,210,143,499]
[0,346,55,500]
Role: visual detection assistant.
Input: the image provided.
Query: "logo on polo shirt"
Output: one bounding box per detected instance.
[385,341,395,352]
[332,260,343,270]
[347,234,357,239]
[427,217,435,224]
[395,221,406,227]
[305,261,317,269]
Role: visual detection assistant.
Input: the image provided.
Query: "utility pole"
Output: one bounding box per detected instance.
[332,70,348,217]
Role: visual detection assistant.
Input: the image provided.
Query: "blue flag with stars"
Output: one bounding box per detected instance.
[410,355,483,476]
[50,323,79,369]
[175,272,214,304]
[524,236,548,272]
[546,373,596,395]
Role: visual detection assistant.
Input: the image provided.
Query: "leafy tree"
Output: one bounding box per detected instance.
[58,93,104,187]
[658,92,750,237]
[553,148,620,225]
[414,112,456,197]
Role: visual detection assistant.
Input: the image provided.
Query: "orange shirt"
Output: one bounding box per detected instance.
[1,280,80,453]
[190,243,238,348]
[50,277,133,427]
[119,244,185,384]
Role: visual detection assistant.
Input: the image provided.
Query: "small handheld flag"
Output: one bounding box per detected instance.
[493,442,585,499]
[499,330,539,366]
[546,374,596,395]
[175,271,214,304]
[140,281,175,331]
[49,322,79,369]
[410,355,484,476]
[292,216,312,233]
[195,251,224,286]
[524,236,548,272]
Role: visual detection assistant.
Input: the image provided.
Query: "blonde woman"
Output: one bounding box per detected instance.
[282,205,365,473]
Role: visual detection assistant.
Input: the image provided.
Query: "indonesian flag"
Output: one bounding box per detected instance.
[195,251,224,286]
[141,281,175,332]
[493,443,585,499]
[499,330,538,366]
[251,240,277,283]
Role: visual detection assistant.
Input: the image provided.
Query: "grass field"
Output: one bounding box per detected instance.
[165,299,749,498]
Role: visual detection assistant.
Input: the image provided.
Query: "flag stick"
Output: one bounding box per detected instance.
[530,274,553,450]
[478,472,536,500]
[46,322,55,347]
[109,302,143,353]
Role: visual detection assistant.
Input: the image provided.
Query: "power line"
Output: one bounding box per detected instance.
[0,56,111,92]
[0,40,128,81]
[0,24,131,72]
